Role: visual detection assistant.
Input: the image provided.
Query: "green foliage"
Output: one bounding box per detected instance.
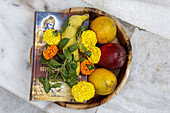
[68,45,79,52]
[58,38,70,49]
[62,19,69,33]
[39,25,91,94]
[76,26,88,37]
[45,44,49,49]
[80,43,87,52]
[57,53,65,60]
[49,59,62,68]
[64,49,72,61]
[39,76,45,84]
[44,77,51,94]
[51,83,62,88]
[77,57,86,62]
[70,62,77,70]
[84,51,91,57]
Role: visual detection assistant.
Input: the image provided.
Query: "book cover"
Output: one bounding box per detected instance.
[30,11,89,102]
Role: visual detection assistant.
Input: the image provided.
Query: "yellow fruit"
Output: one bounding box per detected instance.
[88,68,117,95]
[90,16,117,45]
[62,14,89,75]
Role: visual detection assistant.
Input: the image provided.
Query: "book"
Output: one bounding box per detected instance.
[30,11,89,102]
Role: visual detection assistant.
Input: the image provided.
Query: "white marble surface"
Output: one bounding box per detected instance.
[0,87,46,113]
[0,0,170,113]
[83,0,170,39]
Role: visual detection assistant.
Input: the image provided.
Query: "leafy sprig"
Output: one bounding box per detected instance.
[39,38,82,93]
[39,25,91,94]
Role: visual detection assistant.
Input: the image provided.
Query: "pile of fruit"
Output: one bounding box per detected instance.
[39,14,126,102]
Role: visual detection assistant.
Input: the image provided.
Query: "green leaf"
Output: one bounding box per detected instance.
[45,45,49,49]
[64,49,72,60]
[49,71,57,77]
[57,53,65,60]
[77,57,86,62]
[66,81,77,88]
[49,75,53,81]
[58,38,70,49]
[39,76,45,84]
[69,81,77,87]
[53,30,58,36]
[86,64,95,70]
[62,19,69,33]
[84,51,91,57]
[69,67,76,77]
[44,78,51,94]
[49,59,62,68]
[51,79,58,82]
[56,58,64,63]
[61,67,69,80]
[70,62,77,70]
[62,67,68,75]
[70,75,78,81]
[80,26,88,31]
[51,83,62,88]
[80,44,87,52]
[66,63,71,70]
[72,54,75,61]
[56,75,63,81]
[76,26,88,37]
[68,45,78,53]
[40,52,49,64]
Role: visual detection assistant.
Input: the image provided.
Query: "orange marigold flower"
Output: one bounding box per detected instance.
[43,45,58,60]
[80,60,95,75]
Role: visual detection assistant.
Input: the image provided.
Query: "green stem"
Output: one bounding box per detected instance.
[62,59,67,68]
[48,64,60,71]
[60,72,66,81]
[46,71,48,78]
[59,59,68,81]
[60,71,67,76]
[47,58,68,82]
[55,70,60,79]
[75,31,81,45]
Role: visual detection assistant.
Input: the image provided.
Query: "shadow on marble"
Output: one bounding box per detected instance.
[0,86,46,113]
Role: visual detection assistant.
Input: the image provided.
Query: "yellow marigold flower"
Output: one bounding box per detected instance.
[71,81,95,102]
[43,29,61,45]
[80,30,97,52]
[87,47,101,64]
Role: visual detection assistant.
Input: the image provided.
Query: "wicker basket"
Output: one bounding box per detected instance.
[30,7,132,110]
